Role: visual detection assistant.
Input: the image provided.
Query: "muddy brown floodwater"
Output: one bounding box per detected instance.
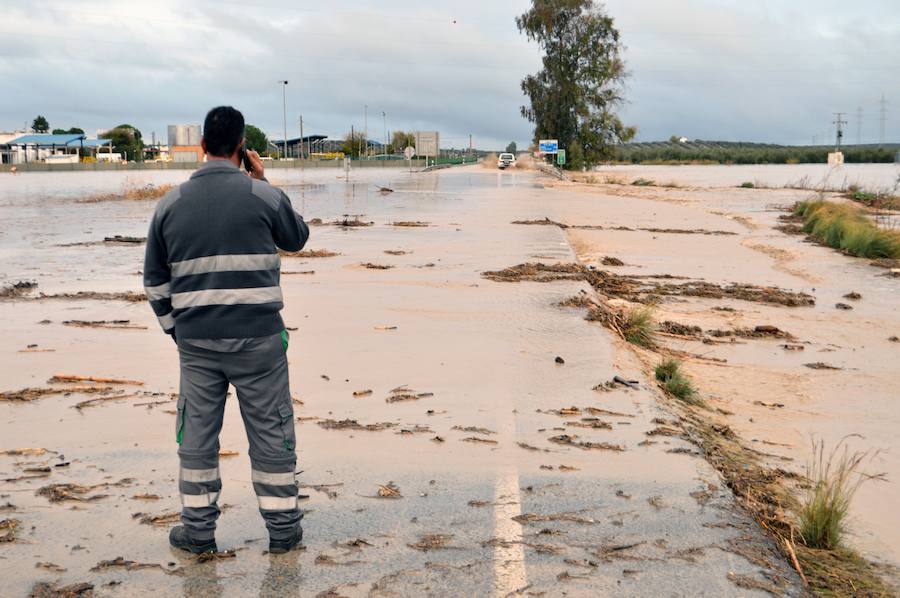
[2,163,893,596]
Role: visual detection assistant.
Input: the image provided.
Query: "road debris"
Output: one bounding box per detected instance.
[37,479,132,502]
[1,517,19,542]
[1,385,114,402]
[451,426,496,435]
[62,320,147,329]
[360,263,394,270]
[135,511,180,527]
[197,550,238,563]
[548,435,625,451]
[613,376,640,389]
[803,362,842,370]
[391,221,430,227]
[408,533,455,551]
[330,216,373,227]
[0,448,54,456]
[460,437,498,445]
[359,482,402,500]
[300,483,343,500]
[35,562,67,573]
[385,386,432,403]
[90,556,182,574]
[352,389,373,397]
[280,249,339,258]
[49,374,143,385]
[73,393,140,410]
[28,581,94,597]
[317,419,397,432]
[483,262,815,307]
[0,280,37,299]
[517,442,550,453]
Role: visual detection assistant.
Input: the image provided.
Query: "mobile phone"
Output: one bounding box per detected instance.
[239,145,253,172]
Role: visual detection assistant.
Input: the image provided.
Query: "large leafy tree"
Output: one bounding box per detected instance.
[516,0,635,169]
[244,124,268,153]
[389,130,415,154]
[341,130,368,157]
[100,124,143,161]
[32,115,49,133]
[51,127,84,135]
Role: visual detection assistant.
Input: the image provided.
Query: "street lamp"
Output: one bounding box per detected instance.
[382,111,386,157]
[278,80,288,159]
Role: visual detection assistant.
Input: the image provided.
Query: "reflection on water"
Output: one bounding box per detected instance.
[597,163,900,190]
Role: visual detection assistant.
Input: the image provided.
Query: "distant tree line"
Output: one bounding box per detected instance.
[615,141,899,164]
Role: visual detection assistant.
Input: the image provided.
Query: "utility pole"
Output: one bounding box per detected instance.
[299,115,304,159]
[382,111,386,156]
[833,112,846,151]
[278,80,288,159]
[364,105,368,160]
[469,134,473,155]
[879,93,888,148]
[855,106,863,146]
[351,125,355,159]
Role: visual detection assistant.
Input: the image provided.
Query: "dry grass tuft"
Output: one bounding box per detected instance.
[799,438,885,551]
[654,359,702,406]
[621,306,655,348]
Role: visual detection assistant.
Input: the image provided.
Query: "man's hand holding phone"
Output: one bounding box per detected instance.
[243,148,265,180]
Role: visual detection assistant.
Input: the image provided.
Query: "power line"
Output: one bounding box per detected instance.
[833,112,846,151]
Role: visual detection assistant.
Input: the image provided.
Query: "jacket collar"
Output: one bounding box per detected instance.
[190,159,241,179]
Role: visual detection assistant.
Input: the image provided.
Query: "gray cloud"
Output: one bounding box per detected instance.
[1,0,897,149]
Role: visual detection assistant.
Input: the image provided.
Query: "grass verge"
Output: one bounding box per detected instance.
[793,200,900,259]
[679,411,894,596]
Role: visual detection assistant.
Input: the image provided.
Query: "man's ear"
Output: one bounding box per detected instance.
[200,138,208,155]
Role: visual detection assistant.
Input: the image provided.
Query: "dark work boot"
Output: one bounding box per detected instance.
[169,525,217,554]
[269,527,303,554]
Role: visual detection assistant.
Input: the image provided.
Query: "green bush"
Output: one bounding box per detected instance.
[654,358,701,405]
[622,306,655,347]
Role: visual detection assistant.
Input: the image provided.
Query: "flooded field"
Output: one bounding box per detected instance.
[1,163,897,595]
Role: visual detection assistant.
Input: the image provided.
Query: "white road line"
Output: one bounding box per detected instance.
[492,467,527,597]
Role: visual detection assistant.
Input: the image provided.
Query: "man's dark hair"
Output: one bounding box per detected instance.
[203,106,245,157]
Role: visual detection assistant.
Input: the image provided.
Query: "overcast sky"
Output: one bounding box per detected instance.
[1,0,897,149]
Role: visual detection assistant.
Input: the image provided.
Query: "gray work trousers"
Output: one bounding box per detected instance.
[175,331,302,541]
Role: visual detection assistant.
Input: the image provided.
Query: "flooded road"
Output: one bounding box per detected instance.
[541,165,900,579]
[0,167,803,596]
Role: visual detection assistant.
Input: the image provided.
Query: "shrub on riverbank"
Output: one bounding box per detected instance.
[800,440,884,550]
[622,306,655,347]
[793,200,900,259]
[654,358,701,405]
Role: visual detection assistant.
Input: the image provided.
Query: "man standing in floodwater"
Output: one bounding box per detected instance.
[143,106,309,554]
